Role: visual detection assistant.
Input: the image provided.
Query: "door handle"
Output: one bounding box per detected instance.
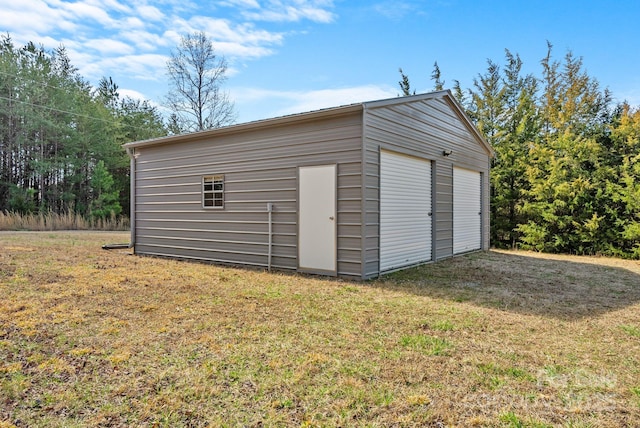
[329,216,334,220]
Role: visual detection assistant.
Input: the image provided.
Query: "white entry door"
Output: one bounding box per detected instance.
[453,167,482,254]
[380,150,432,272]
[298,164,337,274]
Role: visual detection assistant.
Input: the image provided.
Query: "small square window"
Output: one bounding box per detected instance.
[203,175,224,209]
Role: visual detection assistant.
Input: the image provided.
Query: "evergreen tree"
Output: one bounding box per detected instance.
[601,104,640,257]
[116,97,167,215]
[468,59,505,141]
[486,51,540,247]
[89,160,121,220]
[398,67,415,96]
[431,61,445,91]
[398,43,639,258]
[0,34,167,221]
[519,45,612,254]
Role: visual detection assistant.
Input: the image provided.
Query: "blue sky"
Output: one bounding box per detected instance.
[1,0,639,123]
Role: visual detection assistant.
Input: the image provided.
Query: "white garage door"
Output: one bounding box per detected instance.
[453,167,482,254]
[380,150,432,272]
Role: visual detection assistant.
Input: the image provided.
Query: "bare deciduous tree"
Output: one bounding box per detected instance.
[165,32,236,132]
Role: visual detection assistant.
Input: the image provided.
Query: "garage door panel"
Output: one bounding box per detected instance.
[453,167,481,254]
[380,150,432,272]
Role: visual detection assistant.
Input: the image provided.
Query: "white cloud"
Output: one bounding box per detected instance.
[84,0,132,14]
[60,1,117,28]
[168,16,284,59]
[372,1,426,21]
[275,85,399,115]
[1,0,341,119]
[119,87,155,102]
[121,30,169,51]
[240,0,336,23]
[216,0,336,23]
[161,30,184,47]
[121,16,146,30]
[188,17,284,46]
[219,0,260,8]
[56,44,97,69]
[213,41,275,59]
[1,0,321,60]
[80,53,168,82]
[88,38,135,55]
[232,84,398,121]
[0,0,74,34]
[136,4,165,21]
[243,7,334,23]
[1,0,329,67]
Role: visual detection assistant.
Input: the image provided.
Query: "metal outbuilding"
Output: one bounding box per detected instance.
[124,90,493,279]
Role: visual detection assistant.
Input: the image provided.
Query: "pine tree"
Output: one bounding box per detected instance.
[89,160,121,220]
[395,43,638,258]
[398,67,415,96]
[0,34,167,220]
[519,45,611,254]
[489,51,540,247]
[603,104,640,257]
[431,61,445,91]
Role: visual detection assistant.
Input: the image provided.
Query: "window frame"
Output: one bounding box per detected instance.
[202,175,224,209]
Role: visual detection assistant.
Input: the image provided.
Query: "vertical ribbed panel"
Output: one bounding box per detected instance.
[380,150,432,271]
[453,167,481,254]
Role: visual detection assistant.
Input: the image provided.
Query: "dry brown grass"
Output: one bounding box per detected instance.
[0,211,129,231]
[1,232,639,427]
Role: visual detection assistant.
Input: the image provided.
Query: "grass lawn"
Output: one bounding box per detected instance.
[1,231,639,427]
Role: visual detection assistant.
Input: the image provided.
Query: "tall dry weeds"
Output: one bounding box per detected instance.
[0,211,129,231]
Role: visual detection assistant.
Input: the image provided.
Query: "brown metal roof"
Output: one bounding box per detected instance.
[124,90,493,156]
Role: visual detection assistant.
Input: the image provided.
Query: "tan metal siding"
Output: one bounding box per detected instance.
[134,112,363,277]
[434,163,453,260]
[362,97,491,277]
[129,92,489,279]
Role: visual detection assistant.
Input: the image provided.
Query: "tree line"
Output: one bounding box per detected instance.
[2,31,638,258]
[402,43,640,258]
[0,34,166,219]
[0,32,234,221]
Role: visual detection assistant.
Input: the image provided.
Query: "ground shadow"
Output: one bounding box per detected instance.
[371,250,640,321]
